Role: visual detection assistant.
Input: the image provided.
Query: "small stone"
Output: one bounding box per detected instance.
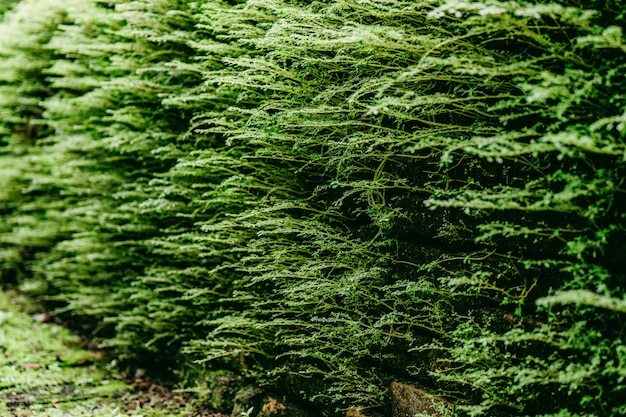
[134,368,146,379]
[390,382,453,417]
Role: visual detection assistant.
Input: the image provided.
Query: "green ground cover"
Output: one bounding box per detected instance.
[0,291,213,417]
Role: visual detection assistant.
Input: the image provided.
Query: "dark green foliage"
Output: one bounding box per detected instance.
[415,3,626,416]
[0,0,18,18]
[1,0,625,416]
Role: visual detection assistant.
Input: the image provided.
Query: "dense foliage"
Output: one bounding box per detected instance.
[1,0,624,416]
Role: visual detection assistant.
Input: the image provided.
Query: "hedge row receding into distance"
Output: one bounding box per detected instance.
[1,0,625,416]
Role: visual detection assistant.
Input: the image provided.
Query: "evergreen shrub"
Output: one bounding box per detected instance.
[0,0,624,416]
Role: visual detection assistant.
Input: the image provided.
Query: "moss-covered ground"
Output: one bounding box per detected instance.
[0,290,220,417]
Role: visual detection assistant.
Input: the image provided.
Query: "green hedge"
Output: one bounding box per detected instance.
[1,0,625,416]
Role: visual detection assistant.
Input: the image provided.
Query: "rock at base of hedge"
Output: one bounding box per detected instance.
[390,382,453,417]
